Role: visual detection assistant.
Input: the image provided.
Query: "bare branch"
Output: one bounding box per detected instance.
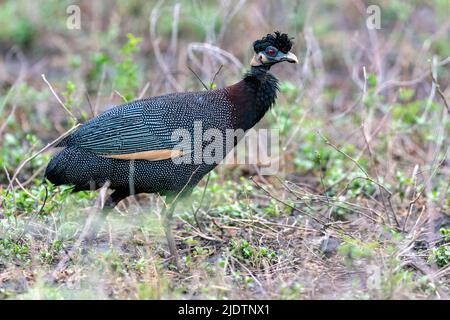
[41,74,77,122]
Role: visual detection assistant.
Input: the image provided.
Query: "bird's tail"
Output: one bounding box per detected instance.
[44,146,113,191]
[44,148,69,186]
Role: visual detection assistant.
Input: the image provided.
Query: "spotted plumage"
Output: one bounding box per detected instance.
[45,32,298,208]
[46,89,235,201]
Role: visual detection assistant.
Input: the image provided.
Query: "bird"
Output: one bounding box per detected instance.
[45,31,298,268]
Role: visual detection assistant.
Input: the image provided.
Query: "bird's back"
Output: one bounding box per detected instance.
[45,87,237,196]
[59,89,234,150]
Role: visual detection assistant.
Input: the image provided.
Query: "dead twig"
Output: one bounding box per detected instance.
[149,3,184,92]
[0,104,18,137]
[317,131,392,196]
[41,74,77,122]
[191,173,211,233]
[187,65,209,91]
[430,71,450,114]
[210,64,224,89]
[7,124,81,193]
[249,176,351,236]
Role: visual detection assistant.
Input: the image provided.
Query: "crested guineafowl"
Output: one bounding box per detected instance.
[45,32,298,268]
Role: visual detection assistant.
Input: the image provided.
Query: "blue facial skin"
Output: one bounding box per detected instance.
[264,46,279,62]
[263,46,289,64]
[254,45,298,67]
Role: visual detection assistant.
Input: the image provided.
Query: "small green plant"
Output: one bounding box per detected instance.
[193,246,209,256]
[214,202,249,218]
[346,174,377,198]
[279,283,305,299]
[263,199,280,217]
[429,228,450,268]
[132,258,147,273]
[62,80,85,123]
[398,87,415,101]
[377,259,418,299]
[88,52,110,86]
[338,236,378,266]
[62,80,76,109]
[114,33,142,101]
[0,238,30,263]
[39,240,63,265]
[231,239,277,267]
[0,2,35,46]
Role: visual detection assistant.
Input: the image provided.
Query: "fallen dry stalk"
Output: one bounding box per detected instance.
[430,71,450,114]
[7,123,81,193]
[41,74,77,121]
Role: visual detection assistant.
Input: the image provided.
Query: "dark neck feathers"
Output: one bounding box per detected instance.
[227,66,279,131]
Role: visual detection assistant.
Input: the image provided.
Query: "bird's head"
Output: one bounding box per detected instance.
[251,31,298,68]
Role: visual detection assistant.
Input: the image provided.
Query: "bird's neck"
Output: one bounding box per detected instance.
[227,66,279,131]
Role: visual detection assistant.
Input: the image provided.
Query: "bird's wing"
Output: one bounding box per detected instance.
[59,99,187,160]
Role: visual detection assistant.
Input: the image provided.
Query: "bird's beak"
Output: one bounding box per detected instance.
[282,51,299,64]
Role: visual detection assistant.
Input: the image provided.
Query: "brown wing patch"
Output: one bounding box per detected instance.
[104,149,185,161]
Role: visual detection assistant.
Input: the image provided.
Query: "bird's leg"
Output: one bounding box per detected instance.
[161,197,181,270]
[83,207,111,243]
[84,189,127,243]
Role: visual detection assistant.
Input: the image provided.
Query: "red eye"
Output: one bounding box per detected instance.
[267,48,276,56]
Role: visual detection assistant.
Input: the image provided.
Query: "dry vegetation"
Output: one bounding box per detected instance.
[0,0,450,299]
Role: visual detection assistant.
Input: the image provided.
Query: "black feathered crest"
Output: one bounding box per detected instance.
[253,31,293,54]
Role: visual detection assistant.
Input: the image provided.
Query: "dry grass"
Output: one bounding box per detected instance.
[1,0,450,299]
